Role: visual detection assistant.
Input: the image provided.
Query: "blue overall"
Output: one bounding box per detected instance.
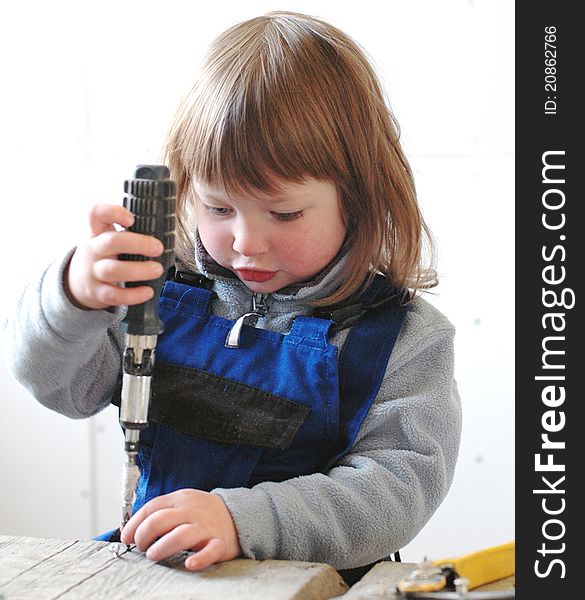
[97,275,408,542]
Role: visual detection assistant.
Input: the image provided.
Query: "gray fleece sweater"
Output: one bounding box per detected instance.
[2,248,461,570]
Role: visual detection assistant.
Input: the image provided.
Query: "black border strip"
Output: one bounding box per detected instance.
[516,4,579,597]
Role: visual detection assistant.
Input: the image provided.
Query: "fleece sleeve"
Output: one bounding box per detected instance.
[2,250,125,418]
[213,300,462,570]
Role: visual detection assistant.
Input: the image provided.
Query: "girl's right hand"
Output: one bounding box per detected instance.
[66,204,165,310]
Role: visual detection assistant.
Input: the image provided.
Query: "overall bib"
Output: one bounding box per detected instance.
[99,275,408,572]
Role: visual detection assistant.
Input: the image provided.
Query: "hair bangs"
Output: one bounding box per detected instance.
[176,18,352,198]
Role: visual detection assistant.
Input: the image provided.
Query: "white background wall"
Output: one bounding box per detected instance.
[0,0,514,564]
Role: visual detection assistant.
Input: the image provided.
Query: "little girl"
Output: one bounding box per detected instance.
[4,11,461,581]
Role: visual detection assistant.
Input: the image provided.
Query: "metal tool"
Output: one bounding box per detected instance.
[396,542,515,599]
[118,165,176,528]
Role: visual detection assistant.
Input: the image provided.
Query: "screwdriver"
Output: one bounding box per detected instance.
[118,165,176,529]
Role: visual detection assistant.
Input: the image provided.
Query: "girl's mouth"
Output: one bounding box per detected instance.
[235,269,277,283]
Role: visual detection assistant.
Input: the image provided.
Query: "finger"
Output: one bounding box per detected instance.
[132,507,187,552]
[93,259,164,284]
[89,204,134,237]
[91,282,155,308]
[145,523,199,562]
[185,538,227,571]
[120,494,177,545]
[91,231,164,260]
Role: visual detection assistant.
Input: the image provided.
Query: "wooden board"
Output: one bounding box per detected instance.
[0,536,347,600]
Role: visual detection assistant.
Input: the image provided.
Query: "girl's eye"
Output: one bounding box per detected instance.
[272,210,303,222]
[204,205,231,216]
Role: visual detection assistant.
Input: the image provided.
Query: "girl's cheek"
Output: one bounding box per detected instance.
[275,234,305,262]
[282,227,346,274]
[199,223,232,259]
[276,236,324,273]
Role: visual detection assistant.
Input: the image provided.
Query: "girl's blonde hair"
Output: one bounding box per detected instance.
[163,11,437,304]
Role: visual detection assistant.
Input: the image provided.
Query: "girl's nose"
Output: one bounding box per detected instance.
[232,219,269,257]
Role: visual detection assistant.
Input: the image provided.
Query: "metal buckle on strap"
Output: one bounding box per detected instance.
[313,303,366,331]
[313,293,398,334]
[172,269,214,289]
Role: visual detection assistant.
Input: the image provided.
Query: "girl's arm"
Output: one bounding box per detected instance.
[3,204,165,418]
[2,249,125,417]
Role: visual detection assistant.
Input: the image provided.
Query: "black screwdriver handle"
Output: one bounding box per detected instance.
[120,165,176,336]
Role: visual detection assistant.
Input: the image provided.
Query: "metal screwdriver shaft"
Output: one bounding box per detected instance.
[119,165,176,529]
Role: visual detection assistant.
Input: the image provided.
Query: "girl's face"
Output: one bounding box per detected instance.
[193,178,347,293]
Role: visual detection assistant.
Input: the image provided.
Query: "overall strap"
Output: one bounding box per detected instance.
[328,277,410,464]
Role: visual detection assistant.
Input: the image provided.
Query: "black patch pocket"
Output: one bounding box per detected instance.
[113,362,310,450]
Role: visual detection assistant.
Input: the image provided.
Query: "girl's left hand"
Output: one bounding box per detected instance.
[120,489,241,570]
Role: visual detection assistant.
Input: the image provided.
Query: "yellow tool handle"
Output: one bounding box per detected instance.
[433,541,515,590]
